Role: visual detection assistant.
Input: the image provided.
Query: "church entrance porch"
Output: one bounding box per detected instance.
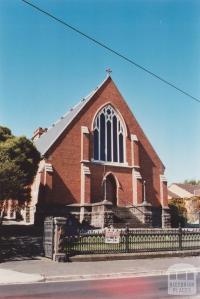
[103,173,117,206]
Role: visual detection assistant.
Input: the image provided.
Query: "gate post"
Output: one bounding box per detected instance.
[53,217,67,262]
[43,216,54,259]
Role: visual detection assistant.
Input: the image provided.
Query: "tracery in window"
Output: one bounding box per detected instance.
[93,105,125,163]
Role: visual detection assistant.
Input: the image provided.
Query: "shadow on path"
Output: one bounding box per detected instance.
[0,225,44,262]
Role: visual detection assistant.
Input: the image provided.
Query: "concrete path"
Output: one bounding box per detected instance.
[0,255,200,285]
[0,269,44,285]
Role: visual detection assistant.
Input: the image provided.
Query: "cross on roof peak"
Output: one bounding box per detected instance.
[106,68,112,76]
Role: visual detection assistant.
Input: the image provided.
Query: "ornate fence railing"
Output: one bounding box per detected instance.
[65,228,200,256]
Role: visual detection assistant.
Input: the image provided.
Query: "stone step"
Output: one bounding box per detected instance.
[112,206,148,228]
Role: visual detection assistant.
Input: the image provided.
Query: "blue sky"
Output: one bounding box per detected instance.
[0,0,200,183]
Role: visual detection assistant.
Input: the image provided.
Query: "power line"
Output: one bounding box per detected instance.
[21,0,200,104]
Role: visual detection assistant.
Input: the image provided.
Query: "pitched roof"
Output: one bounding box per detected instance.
[34,76,109,156]
[168,190,181,198]
[175,183,200,195]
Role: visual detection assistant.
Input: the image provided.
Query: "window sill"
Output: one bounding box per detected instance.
[91,159,129,168]
[80,160,140,169]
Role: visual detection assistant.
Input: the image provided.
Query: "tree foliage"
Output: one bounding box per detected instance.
[169,198,187,227]
[169,196,200,227]
[0,126,12,142]
[183,179,200,185]
[0,126,40,201]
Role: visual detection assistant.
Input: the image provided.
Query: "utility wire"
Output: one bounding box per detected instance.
[21,0,200,104]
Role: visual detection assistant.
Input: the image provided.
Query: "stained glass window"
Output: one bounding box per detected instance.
[93,105,125,163]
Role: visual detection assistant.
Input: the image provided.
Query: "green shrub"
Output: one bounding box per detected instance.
[169,198,187,227]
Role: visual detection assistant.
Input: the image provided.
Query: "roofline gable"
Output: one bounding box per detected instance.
[109,79,166,170]
[34,75,165,171]
[34,75,111,156]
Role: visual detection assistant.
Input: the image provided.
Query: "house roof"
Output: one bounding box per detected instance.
[168,190,181,198]
[175,183,200,195]
[168,183,200,198]
[34,76,109,156]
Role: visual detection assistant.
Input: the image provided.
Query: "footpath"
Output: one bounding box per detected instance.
[0,255,200,285]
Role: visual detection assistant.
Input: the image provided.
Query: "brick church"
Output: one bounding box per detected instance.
[32,75,170,228]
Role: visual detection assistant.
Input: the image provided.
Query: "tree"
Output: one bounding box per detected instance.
[0,126,40,202]
[0,126,12,142]
[169,198,187,227]
[183,179,200,185]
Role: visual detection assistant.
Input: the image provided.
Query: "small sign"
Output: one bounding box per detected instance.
[105,229,120,244]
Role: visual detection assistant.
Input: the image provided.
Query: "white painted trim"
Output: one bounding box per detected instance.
[132,168,136,205]
[102,172,120,205]
[81,163,91,204]
[81,127,83,161]
[91,159,128,167]
[131,134,138,142]
[130,134,139,168]
[160,174,168,207]
[29,160,46,224]
[91,102,128,137]
[81,126,89,134]
[80,164,85,204]
[160,174,164,207]
[132,170,142,205]
[131,136,134,166]
[44,163,53,173]
[81,126,89,161]
[111,111,113,162]
[80,126,84,203]
[117,119,119,163]
[103,171,120,188]
[98,118,100,160]
[91,103,128,165]
[44,169,47,186]
[38,161,45,173]
[83,166,91,175]
[44,162,53,185]
[105,113,107,161]
[133,170,142,180]
[160,174,167,182]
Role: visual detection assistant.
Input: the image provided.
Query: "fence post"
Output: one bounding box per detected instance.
[43,216,54,259]
[53,217,67,262]
[178,224,182,250]
[125,225,129,253]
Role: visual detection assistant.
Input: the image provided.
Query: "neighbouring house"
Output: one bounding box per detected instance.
[30,75,170,228]
[168,183,200,199]
[168,183,200,226]
[0,198,36,224]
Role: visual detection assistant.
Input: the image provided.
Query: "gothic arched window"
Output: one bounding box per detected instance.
[93,105,125,163]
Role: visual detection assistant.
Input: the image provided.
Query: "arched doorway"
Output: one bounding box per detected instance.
[103,174,117,206]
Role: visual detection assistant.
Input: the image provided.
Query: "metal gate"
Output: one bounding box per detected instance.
[43,217,54,258]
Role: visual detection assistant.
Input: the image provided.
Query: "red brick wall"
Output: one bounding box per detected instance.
[90,163,133,205]
[41,77,166,208]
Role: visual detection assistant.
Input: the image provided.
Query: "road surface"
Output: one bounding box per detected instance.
[0,275,199,299]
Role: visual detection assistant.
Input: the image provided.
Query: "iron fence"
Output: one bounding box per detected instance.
[65,227,200,256]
